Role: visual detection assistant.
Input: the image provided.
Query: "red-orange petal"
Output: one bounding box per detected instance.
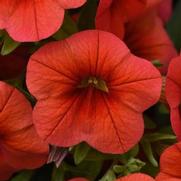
[96,0,161,38]
[0,0,86,42]
[117,173,155,181]
[166,55,181,140]
[27,30,161,154]
[0,81,48,169]
[156,142,181,181]
[124,12,177,75]
[0,153,16,181]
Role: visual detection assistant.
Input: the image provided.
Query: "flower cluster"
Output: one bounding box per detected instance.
[0,0,180,181]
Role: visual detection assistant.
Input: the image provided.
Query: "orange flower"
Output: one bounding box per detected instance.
[157,0,173,23]
[68,174,155,181]
[96,0,161,39]
[156,142,181,181]
[124,12,177,75]
[96,1,177,75]
[0,0,86,42]
[26,30,161,154]
[117,173,155,181]
[165,55,181,140]
[0,81,48,180]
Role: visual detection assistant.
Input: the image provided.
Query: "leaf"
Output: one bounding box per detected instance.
[53,12,78,40]
[144,133,176,142]
[51,166,64,181]
[74,143,90,165]
[99,169,116,181]
[62,160,102,181]
[10,170,34,181]
[1,33,20,55]
[144,115,156,129]
[166,1,181,51]
[141,139,158,167]
[78,0,98,30]
[151,60,163,67]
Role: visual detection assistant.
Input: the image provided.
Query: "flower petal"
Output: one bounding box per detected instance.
[117,173,155,181]
[0,153,16,181]
[0,0,86,41]
[166,56,181,140]
[125,12,177,75]
[96,0,161,38]
[56,0,86,9]
[0,81,48,169]
[156,142,181,181]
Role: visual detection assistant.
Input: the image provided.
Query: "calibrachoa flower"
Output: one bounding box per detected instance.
[157,0,172,23]
[96,0,161,38]
[0,81,48,180]
[26,30,161,154]
[68,174,155,181]
[124,12,177,75]
[165,55,181,140]
[156,142,181,181]
[96,1,177,75]
[0,0,86,42]
[117,173,155,181]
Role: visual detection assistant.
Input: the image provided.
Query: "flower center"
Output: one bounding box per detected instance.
[77,76,109,93]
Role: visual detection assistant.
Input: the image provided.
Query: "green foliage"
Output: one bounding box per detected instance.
[167,0,181,51]
[1,32,20,55]
[74,142,91,165]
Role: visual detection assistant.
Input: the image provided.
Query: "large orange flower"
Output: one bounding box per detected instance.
[0,0,86,42]
[156,142,181,181]
[0,81,48,180]
[165,55,181,140]
[26,30,161,154]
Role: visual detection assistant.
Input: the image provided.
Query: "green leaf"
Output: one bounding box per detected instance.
[10,170,34,181]
[144,115,156,129]
[166,1,181,51]
[78,0,98,30]
[53,12,78,40]
[74,143,90,165]
[151,60,163,67]
[158,103,169,114]
[144,133,176,142]
[1,33,20,55]
[141,139,158,167]
[113,165,125,174]
[99,169,116,181]
[62,160,102,181]
[141,163,159,177]
[51,166,64,181]
[119,144,139,164]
